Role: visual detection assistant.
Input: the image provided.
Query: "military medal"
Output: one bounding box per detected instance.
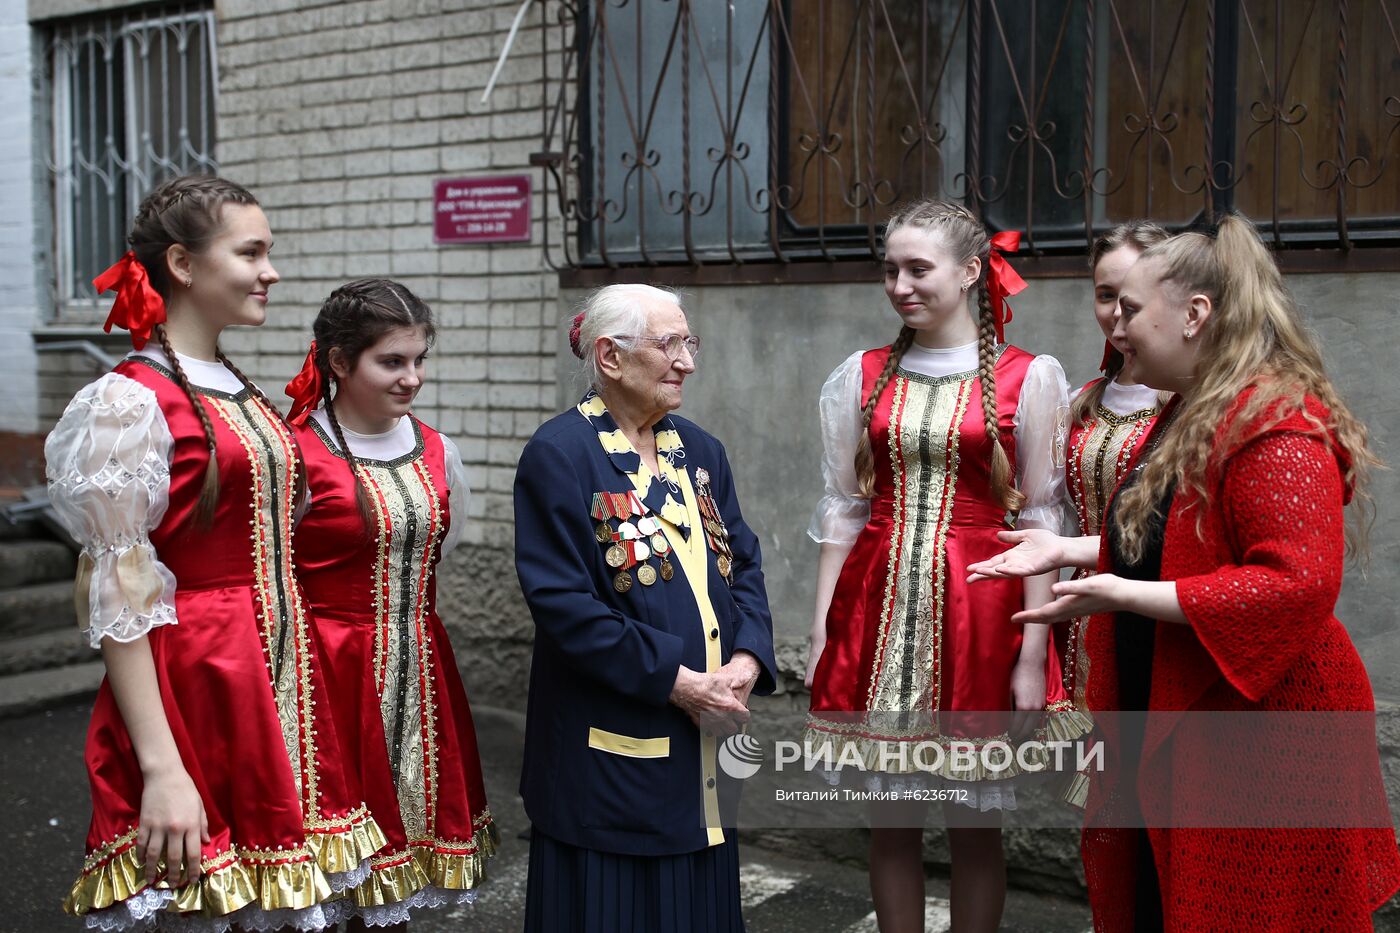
[595,522,612,543]
[660,559,674,581]
[637,564,657,586]
[692,467,735,584]
[605,544,627,568]
[613,570,633,593]
[650,533,669,554]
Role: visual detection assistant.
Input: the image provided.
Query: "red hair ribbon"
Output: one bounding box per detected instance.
[568,311,587,359]
[284,341,323,427]
[1098,339,1115,373]
[985,230,1028,344]
[93,251,166,350]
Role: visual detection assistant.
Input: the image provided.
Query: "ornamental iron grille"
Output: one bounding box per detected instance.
[531,0,1400,270]
[43,4,218,310]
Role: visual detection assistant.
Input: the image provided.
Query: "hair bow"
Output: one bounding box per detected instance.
[284,341,323,427]
[568,311,587,359]
[1098,339,1116,374]
[93,252,166,350]
[985,231,1028,344]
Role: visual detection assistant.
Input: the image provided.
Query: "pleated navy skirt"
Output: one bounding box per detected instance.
[523,827,747,933]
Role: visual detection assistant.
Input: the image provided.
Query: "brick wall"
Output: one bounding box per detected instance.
[0,0,38,432]
[216,0,562,703]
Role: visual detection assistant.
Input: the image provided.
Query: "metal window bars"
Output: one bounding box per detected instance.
[43,4,218,311]
[530,0,1400,271]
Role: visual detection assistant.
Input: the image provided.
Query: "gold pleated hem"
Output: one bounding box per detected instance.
[1062,768,1091,809]
[803,707,1097,781]
[64,830,334,919]
[351,819,500,908]
[306,805,387,876]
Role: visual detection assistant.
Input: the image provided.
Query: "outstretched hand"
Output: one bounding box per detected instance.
[967,528,1067,582]
[1010,574,1125,625]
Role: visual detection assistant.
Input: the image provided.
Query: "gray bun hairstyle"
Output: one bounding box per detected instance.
[569,284,684,390]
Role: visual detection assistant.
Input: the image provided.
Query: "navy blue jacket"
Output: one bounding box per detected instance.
[513,407,777,856]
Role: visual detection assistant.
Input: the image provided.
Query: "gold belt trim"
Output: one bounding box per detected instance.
[587,727,671,758]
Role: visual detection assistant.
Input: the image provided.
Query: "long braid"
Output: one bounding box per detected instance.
[324,389,376,531]
[157,326,221,526]
[976,286,1025,512]
[853,325,916,497]
[217,349,308,505]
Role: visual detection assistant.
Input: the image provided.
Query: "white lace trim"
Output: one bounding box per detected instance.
[353,886,478,928]
[81,887,352,932]
[325,856,373,893]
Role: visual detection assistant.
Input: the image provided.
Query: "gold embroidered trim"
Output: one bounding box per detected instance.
[212,395,320,811]
[350,821,500,907]
[65,809,386,918]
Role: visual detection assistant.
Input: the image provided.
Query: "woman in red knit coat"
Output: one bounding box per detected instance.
[969,214,1400,931]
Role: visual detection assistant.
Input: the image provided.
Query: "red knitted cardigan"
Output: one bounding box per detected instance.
[1079,392,1400,932]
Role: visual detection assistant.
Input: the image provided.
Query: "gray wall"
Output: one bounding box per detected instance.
[0,0,38,432]
[559,272,1400,703]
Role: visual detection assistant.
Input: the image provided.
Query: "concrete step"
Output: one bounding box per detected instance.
[0,540,76,588]
[0,660,103,718]
[0,514,45,542]
[0,627,90,677]
[0,580,75,638]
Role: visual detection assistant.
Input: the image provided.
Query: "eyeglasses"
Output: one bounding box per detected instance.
[621,333,701,361]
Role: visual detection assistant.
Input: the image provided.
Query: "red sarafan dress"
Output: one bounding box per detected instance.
[806,341,1091,801]
[1081,394,1400,931]
[294,410,496,924]
[46,350,383,932]
[1060,378,1162,714]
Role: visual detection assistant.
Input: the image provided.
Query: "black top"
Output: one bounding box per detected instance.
[1105,465,1175,712]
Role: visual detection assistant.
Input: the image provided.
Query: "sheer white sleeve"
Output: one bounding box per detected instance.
[44,373,179,648]
[1012,354,1070,532]
[441,434,471,558]
[807,351,871,545]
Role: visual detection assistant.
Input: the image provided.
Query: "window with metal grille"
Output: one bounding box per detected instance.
[44,4,217,312]
[537,0,1400,275]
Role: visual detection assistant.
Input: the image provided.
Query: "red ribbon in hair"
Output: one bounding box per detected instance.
[1098,339,1115,373]
[985,230,1028,344]
[93,251,166,350]
[284,341,323,427]
[568,311,587,359]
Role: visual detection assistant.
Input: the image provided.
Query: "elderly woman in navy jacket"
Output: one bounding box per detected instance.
[513,284,777,933]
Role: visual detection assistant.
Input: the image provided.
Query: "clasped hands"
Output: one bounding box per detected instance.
[669,651,761,737]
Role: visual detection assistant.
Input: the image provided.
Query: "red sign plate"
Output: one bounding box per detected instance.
[433,175,531,244]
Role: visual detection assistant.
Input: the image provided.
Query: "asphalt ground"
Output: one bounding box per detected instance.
[1,698,1095,933]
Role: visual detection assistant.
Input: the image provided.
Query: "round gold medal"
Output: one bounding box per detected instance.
[605,545,627,568]
[650,533,669,554]
[716,555,732,577]
[659,559,675,581]
[613,570,633,593]
[595,522,613,543]
[637,564,658,586]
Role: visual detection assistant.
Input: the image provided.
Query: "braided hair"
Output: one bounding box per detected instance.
[858,199,1022,511]
[128,174,259,525]
[308,279,436,528]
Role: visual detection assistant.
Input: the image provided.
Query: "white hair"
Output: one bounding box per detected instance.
[573,284,684,389]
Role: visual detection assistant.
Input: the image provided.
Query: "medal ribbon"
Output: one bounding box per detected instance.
[577,391,691,540]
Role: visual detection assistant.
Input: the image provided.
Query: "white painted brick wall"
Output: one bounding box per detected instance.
[0,0,38,432]
[217,0,562,544]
